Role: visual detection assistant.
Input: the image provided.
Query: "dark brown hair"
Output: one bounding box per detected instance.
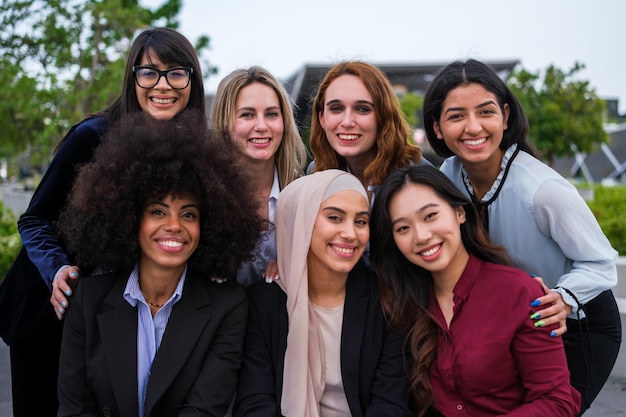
[423,59,536,158]
[370,165,513,416]
[57,110,262,279]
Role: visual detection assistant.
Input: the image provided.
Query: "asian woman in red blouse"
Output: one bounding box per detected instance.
[370,165,580,417]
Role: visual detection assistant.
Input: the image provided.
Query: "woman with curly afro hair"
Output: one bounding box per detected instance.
[55,109,263,417]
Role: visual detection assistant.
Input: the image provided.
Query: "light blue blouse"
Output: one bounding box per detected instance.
[440,144,617,318]
[123,265,186,416]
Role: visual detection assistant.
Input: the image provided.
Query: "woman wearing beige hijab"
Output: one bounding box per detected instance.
[234,170,411,417]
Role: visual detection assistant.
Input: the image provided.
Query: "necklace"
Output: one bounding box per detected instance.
[145,299,164,308]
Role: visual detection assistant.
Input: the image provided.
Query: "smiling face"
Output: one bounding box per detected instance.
[433,82,510,170]
[138,194,200,275]
[307,190,370,279]
[230,82,284,163]
[389,183,469,280]
[135,52,191,120]
[319,74,378,165]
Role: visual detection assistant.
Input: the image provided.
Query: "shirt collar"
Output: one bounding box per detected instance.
[461,143,518,203]
[268,166,280,223]
[123,264,187,307]
[452,254,482,306]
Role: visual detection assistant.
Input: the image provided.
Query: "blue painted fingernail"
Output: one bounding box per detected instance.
[65,289,72,296]
[550,331,558,337]
[61,301,67,308]
[530,274,538,277]
[58,307,64,314]
[530,312,541,320]
[70,272,78,277]
[530,299,541,307]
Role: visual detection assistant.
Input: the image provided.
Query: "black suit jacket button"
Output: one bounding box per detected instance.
[102,406,112,417]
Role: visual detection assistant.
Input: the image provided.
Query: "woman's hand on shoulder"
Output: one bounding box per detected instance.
[529,276,572,337]
[50,265,81,320]
[263,259,279,283]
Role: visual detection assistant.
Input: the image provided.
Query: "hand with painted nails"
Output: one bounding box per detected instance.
[50,265,81,320]
[530,276,571,337]
[263,259,280,283]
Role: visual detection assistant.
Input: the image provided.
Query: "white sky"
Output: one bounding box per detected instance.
[146,0,626,114]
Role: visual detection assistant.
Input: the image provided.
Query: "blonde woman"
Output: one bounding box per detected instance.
[210,66,308,286]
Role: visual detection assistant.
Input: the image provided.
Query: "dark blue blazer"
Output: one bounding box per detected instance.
[234,261,411,417]
[58,270,248,417]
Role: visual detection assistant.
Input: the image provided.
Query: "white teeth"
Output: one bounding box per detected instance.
[420,245,440,257]
[332,245,354,254]
[160,241,183,247]
[463,137,486,146]
[338,134,359,141]
[151,97,175,104]
[249,138,270,144]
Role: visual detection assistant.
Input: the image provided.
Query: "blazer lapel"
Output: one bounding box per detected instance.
[143,273,212,413]
[340,264,370,414]
[97,275,139,417]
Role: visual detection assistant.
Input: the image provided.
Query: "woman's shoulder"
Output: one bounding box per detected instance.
[247,280,284,303]
[245,281,285,323]
[75,271,126,305]
[512,151,568,182]
[200,275,248,297]
[71,116,109,139]
[439,156,463,177]
[57,116,109,154]
[81,270,123,287]
[478,260,543,293]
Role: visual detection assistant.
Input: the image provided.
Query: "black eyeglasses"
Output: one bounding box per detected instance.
[132,66,193,90]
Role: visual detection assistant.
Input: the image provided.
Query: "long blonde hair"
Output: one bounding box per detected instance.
[210,66,308,188]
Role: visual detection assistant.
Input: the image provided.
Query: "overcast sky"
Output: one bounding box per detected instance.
[146,0,625,114]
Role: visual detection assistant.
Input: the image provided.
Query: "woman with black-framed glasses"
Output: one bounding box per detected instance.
[133,66,193,90]
[0,26,206,417]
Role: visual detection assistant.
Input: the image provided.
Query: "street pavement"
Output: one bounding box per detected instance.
[0,339,625,416]
[0,341,10,417]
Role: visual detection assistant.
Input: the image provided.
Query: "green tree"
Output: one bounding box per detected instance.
[507,62,607,166]
[399,91,423,129]
[0,0,213,172]
[0,201,20,281]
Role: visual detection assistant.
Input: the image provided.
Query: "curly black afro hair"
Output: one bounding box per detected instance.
[56,109,264,280]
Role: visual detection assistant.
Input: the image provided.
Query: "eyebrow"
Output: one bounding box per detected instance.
[390,202,438,226]
[148,201,199,210]
[237,105,281,112]
[322,206,370,217]
[325,99,374,107]
[443,99,497,114]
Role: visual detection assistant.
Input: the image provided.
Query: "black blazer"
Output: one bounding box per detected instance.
[234,262,411,417]
[58,269,248,417]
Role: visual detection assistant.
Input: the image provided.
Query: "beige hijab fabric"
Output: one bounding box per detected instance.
[275,169,368,417]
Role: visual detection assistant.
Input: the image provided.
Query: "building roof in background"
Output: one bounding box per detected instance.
[281,60,520,130]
